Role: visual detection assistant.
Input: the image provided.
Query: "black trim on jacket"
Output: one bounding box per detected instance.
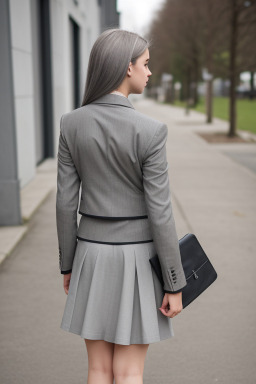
[76,236,153,245]
[61,269,72,275]
[78,211,148,220]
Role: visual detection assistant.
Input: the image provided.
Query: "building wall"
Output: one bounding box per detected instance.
[7,0,102,189]
[50,0,101,157]
[9,0,36,188]
[1,0,119,225]
[100,0,119,33]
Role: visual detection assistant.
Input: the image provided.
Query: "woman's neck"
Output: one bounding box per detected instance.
[110,90,128,98]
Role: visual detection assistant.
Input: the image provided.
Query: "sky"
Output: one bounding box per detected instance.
[117,0,165,35]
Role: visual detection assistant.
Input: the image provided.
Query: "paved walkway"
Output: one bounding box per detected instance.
[0,98,255,384]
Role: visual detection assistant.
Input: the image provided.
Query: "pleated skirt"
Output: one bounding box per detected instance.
[60,238,175,345]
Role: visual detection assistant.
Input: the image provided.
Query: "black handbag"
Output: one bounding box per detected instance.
[149,233,217,308]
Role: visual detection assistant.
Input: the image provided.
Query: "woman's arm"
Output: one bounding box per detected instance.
[142,123,187,293]
[56,115,81,274]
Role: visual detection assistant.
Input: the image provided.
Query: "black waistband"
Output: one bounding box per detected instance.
[77,236,153,245]
[78,211,148,220]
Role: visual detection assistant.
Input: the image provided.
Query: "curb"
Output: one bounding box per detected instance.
[0,158,57,268]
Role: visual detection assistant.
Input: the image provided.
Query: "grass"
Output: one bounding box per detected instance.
[173,96,256,134]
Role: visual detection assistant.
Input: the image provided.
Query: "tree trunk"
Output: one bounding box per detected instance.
[185,68,191,115]
[206,79,213,123]
[192,55,200,107]
[205,0,214,124]
[249,71,255,100]
[228,0,238,137]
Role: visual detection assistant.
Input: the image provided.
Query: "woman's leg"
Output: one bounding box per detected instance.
[113,343,150,384]
[84,339,115,384]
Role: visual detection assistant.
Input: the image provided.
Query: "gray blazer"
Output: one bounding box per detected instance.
[56,93,187,293]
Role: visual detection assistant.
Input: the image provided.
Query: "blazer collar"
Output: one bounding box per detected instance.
[90,93,135,110]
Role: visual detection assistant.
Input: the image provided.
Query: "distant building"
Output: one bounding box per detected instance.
[99,0,120,32]
[0,0,119,225]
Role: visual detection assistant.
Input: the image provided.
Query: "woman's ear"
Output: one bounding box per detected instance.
[127,61,133,77]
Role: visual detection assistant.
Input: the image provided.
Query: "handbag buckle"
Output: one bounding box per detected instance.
[192,270,199,279]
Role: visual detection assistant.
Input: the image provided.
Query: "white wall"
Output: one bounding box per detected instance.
[9,0,101,187]
[9,0,36,188]
[51,0,101,157]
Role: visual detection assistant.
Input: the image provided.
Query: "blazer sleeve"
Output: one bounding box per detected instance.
[142,123,187,293]
[56,115,81,274]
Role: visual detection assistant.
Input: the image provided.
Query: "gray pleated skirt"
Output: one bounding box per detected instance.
[60,216,175,345]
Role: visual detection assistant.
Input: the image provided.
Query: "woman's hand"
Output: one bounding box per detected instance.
[63,273,72,295]
[158,292,183,318]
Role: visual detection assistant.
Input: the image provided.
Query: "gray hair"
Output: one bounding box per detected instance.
[81,28,150,106]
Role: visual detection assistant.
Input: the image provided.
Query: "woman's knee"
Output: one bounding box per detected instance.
[112,343,149,380]
[84,339,114,373]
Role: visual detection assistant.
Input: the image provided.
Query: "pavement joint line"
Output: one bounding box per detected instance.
[171,191,194,234]
[216,151,256,178]
[0,225,28,268]
[187,131,256,178]
[22,188,55,222]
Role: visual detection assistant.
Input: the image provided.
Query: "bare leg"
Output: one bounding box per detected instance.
[84,339,115,384]
[113,343,149,384]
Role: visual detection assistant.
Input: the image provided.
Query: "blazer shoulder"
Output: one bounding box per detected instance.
[130,110,168,159]
[131,109,165,130]
[60,106,94,134]
[60,104,164,130]
[60,106,92,122]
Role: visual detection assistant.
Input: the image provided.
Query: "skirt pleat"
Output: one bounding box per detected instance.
[60,240,174,345]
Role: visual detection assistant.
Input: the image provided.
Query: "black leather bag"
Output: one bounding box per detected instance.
[149,233,217,308]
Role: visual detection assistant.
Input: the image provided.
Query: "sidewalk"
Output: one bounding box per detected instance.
[0,98,255,384]
[135,99,256,383]
[0,158,57,267]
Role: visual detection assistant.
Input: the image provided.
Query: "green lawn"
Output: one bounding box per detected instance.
[173,96,256,134]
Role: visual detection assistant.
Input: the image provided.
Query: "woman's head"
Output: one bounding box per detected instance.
[81,29,151,106]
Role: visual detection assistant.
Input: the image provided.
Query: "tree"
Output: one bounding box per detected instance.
[146,0,256,136]
[228,0,256,136]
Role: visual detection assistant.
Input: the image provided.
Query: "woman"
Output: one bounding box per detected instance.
[56,28,187,384]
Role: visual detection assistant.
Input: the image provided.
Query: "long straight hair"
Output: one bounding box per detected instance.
[81,29,150,106]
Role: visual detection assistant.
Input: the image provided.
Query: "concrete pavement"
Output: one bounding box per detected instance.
[0,158,57,267]
[0,98,255,384]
